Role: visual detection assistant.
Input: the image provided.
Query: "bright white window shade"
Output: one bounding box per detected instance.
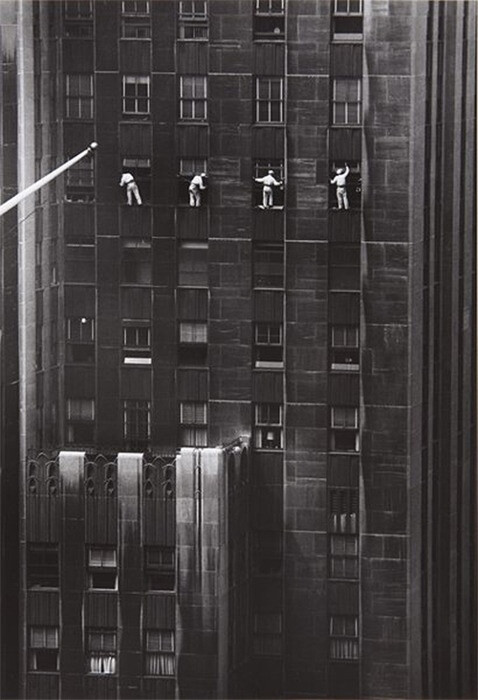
[145,630,175,676]
[331,407,358,428]
[30,627,59,648]
[88,548,117,567]
[179,322,208,344]
[67,398,95,421]
[88,630,117,674]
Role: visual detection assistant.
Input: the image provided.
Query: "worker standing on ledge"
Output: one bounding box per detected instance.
[330,163,350,210]
[189,172,207,207]
[119,171,142,206]
[254,169,283,209]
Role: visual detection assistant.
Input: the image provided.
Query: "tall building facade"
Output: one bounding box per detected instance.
[0,0,475,698]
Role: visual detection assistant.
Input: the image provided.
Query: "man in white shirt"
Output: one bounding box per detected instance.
[330,164,350,210]
[254,169,283,209]
[119,171,142,206]
[189,173,207,207]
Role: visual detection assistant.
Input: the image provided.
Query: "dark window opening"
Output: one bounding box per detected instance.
[178,242,208,286]
[253,244,284,288]
[27,545,59,588]
[329,534,358,579]
[123,323,151,365]
[254,403,283,449]
[178,322,207,366]
[66,158,94,202]
[145,546,175,591]
[329,244,360,291]
[65,243,95,283]
[64,0,93,36]
[253,160,284,208]
[253,612,282,656]
[254,322,283,368]
[329,161,361,210]
[178,1,208,39]
[330,325,359,371]
[122,240,152,285]
[254,15,284,40]
[122,158,151,202]
[332,16,363,41]
[66,317,95,364]
[178,159,208,206]
[123,399,151,449]
[88,548,117,590]
[29,627,59,671]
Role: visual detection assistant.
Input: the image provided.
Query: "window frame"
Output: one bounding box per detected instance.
[122,75,151,116]
[178,0,208,40]
[122,322,151,365]
[179,76,208,121]
[178,241,208,287]
[332,78,362,126]
[254,402,283,450]
[255,77,284,123]
[330,324,359,371]
[87,547,118,590]
[328,533,359,579]
[144,630,176,676]
[65,74,94,119]
[144,546,176,591]
[329,614,359,661]
[28,626,59,672]
[27,544,60,589]
[254,322,283,368]
[123,399,151,448]
[87,628,117,675]
[253,243,284,288]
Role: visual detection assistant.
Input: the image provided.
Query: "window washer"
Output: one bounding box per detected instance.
[189,172,207,207]
[330,163,350,210]
[119,171,142,206]
[254,169,283,209]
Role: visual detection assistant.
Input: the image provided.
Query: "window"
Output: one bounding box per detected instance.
[253,244,283,288]
[255,78,283,122]
[65,243,95,283]
[65,74,93,119]
[329,244,360,290]
[123,399,151,448]
[254,403,283,449]
[27,545,59,588]
[122,240,152,285]
[329,615,359,660]
[121,0,151,38]
[66,317,95,363]
[144,630,175,676]
[29,627,59,672]
[179,76,207,120]
[66,158,94,202]
[332,0,363,41]
[330,325,359,371]
[178,242,208,286]
[144,546,175,591]
[254,322,283,368]
[329,534,358,578]
[330,407,359,452]
[252,530,282,575]
[178,1,208,39]
[329,488,358,533]
[329,161,361,210]
[253,612,282,656]
[253,160,285,207]
[254,0,284,40]
[178,322,208,366]
[122,75,150,115]
[178,158,208,204]
[88,547,117,589]
[123,323,151,365]
[332,79,361,125]
[122,158,151,201]
[64,1,93,37]
[66,398,95,444]
[179,401,207,446]
[87,629,117,674]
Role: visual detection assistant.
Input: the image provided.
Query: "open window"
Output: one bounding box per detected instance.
[253,244,284,288]
[179,401,208,446]
[29,627,59,672]
[122,158,151,202]
[121,0,151,38]
[254,403,283,449]
[122,239,152,285]
[66,317,95,364]
[123,322,151,365]
[178,158,208,206]
[66,157,94,202]
[253,0,285,40]
[144,546,175,591]
[178,322,208,366]
[66,398,95,444]
[330,407,359,452]
[329,161,361,210]
[27,544,59,589]
[332,0,363,42]
[254,322,283,368]
[87,547,117,590]
[178,0,208,39]
[330,325,359,371]
[253,160,284,208]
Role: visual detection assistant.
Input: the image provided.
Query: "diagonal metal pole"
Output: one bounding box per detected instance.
[0,142,98,218]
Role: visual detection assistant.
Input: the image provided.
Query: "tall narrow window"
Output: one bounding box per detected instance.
[254,322,283,368]
[27,545,59,589]
[123,323,151,365]
[178,242,208,286]
[330,325,359,371]
[144,546,175,591]
[66,158,95,202]
[122,75,150,115]
[178,1,208,39]
[332,0,363,41]
[178,158,208,205]
[178,322,208,366]
[253,612,282,656]
[332,79,361,125]
[330,407,359,452]
[179,401,207,446]
[329,615,359,660]
[66,398,95,444]
[179,76,207,120]
[144,630,175,676]
[123,399,151,448]
[329,244,360,291]
[254,403,283,449]
[87,629,117,674]
[329,534,358,578]
[254,0,285,40]
[121,0,151,38]
[66,317,95,363]
[329,488,358,533]
[255,78,284,122]
[329,160,361,210]
[122,158,151,201]
[29,627,59,672]
[65,74,93,119]
[87,547,117,590]
[122,240,152,285]
[253,160,285,207]
[253,244,284,288]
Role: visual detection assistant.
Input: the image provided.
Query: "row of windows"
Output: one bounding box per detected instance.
[64,75,362,125]
[64,0,362,42]
[65,316,357,372]
[27,544,174,591]
[28,625,175,676]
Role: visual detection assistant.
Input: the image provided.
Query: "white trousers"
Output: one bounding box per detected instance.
[336,186,349,210]
[126,181,142,206]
